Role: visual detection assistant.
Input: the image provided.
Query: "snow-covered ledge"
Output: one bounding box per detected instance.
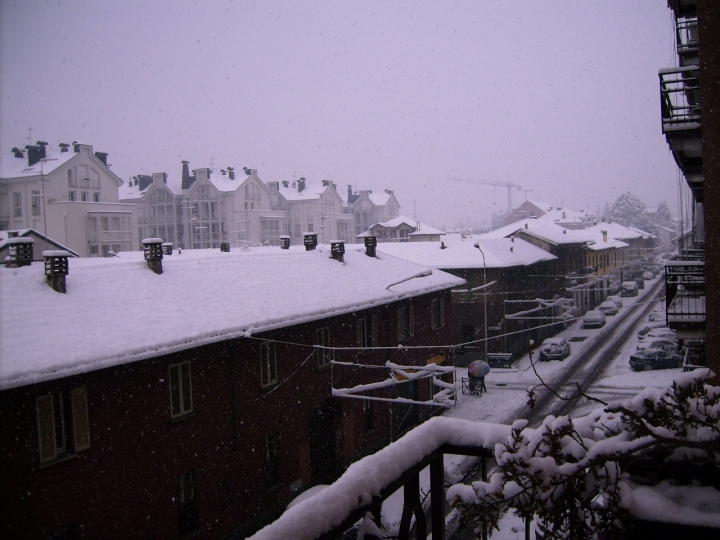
[248,417,511,540]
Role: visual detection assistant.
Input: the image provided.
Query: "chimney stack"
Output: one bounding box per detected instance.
[364,236,377,257]
[228,167,235,180]
[6,237,34,267]
[303,232,318,251]
[59,143,69,153]
[602,230,608,242]
[142,238,164,274]
[330,240,345,262]
[94,152,109,165]
[44,250,70,293]
[279,235,291,249]
[220,243,230,252]
[282,180,289,188]
[298,177,306,193]
[162,242,173,255]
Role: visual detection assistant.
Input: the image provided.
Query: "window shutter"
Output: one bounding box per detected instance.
[371,315,378,347]
[409,305,415,337]
[71,386,91,451]
[440,298,445,327]
[36,395,57,463]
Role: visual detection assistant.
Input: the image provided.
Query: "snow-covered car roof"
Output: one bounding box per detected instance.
[0,246,465,390]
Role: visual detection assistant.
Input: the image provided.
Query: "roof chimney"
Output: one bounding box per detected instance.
[280,235,291,249]
[6,237,34,267]
[220,243,230,252]
[524,223,528,229]
[142,238,164,274]
[44,250,70,293]
[59,143,70,153]
[181,161,195,190]
[563,229,566,234]
[303,232,318,251]
[282,180,289,188]
[162,242,173,255]
[94,152,109,165]
[298,177,306,193]
[322,180,330,187]
[364,236,377,257]
[602,230,608,242]
[11,147,24,158]
[330,240,345,262]
[228,167,235,180]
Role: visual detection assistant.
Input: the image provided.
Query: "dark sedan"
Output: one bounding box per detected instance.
[629,349,683,371]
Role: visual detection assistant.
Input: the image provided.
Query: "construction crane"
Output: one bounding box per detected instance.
[449,177,523,213]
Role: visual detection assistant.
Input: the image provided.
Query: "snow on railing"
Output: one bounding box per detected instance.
[247,417,511,540]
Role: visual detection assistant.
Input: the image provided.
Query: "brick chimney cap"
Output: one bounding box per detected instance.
[142,238,164,244]
[279,235,291,239]
[43,250,71,257]
[302,232,317,237]
[6,237,34,245]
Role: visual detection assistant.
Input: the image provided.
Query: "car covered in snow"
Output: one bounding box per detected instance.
[629,349,683,371]
[642,271,654,281]
[538,337,571,362]
[640,328,676,341]
[606,295,623,308]
[621,281,639,297]
[597,301,619,316]
[634,277,645,290]
[582,310,606,329]
[648,310,666,323]
[636,338,678,353]
[637,321,668,337]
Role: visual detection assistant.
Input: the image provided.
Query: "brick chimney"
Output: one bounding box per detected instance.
[142,238,164,274]
[303,232,318,251]
[43,250,70,293]
[6,237,34,267]
[330,240,345,262]
[298,177,306,193]
[364,236,377,257]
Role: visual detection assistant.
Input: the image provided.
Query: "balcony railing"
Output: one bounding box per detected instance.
[660,66,701,132]
[665,260,705,326]
[676,17,698,59]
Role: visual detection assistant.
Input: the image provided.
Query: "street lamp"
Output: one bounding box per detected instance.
[474,242,489,361]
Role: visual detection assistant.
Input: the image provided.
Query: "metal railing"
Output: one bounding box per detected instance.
[659,67,701,131]
[665,260,705,324]
[676,16,698,56]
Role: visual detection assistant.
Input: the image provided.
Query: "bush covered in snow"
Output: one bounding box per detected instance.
[448,369,720,539]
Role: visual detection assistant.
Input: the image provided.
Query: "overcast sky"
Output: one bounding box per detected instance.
[1,1,683,228]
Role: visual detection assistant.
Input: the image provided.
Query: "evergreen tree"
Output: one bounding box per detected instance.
[607,192,655,233]
[652,200,674,229]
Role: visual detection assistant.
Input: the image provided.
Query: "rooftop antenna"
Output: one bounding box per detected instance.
[522,189,532,202]
[413,199,417,220]
[210,157,215,172]
[27,127,33,144]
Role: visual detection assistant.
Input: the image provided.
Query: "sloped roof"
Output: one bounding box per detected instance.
[584,222,656,241]
[0,229,79,257]
[0,246,464,390]
[482,219,594,245]
[376,237,556,270]
[279,181,329,201]
[536,207,586,224]
[368,192,392,206]
[118,175,183,200]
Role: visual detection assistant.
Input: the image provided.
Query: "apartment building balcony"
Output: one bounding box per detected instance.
[660,66,702,200]
[675,15,699,66]
[664,258,705,338]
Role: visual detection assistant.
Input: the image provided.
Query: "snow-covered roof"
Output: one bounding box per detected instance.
[0,229,79,257]
[1,147,79,179]
[208,172,250,193]
[535,207,586,224]
[376,237,556,270]
[118,175,183,200]
[0,246,464,390]
[369,192,392,206]
[482,219,594,246]
[409,223,444,236]
[584,222,656,241]
[279,181,328,201]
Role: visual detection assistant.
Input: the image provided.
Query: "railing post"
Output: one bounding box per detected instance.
[430,453,444,540]
[399,473,425,540]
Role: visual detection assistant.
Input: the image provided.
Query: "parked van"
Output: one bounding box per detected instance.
[621,281,639,297]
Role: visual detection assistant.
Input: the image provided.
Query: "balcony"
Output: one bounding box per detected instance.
[664,259,705,338]
[659,66,702,200]
[675,16,698,66]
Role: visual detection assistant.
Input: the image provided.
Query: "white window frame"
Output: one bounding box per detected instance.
[431,298,446,330]
[36,386,90,464]
[260,341,278,387]
[169,362,193,419]
[397,304,415,342]
[356,314,378,352]
[316,327,333,369]
[31,190,41,216]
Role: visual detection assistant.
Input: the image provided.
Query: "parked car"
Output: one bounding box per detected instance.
[642,271,654,281]
[648,310,666,323]
[637,321,667,337]
[607,295,623,308]
[621,281,639,297]
[582,310,606,329]
[636,338,678,353]
[598,300,619,316]
[634,277,645,289]
[640,328,676,341]
[538,337,571,362]
[629,349,683,371]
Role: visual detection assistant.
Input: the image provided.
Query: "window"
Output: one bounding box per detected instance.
[316,327,333,369]
[260,341,277,387]
[13,192,22,217]
[169,362,193,418]
[93,192,100,202]
[36,387,90,464]
[356,314,378,351]
[89,245,99,256]
[245,183,261,209]
[69,191,76,202]
[79,164,89,187]
[31,190,41,216]
[81,192,89,202]
[431,298,446,330]
[68,168,77,187]
[265,431,281,486]
[90,168,100,189]
[397,305,414,342]
[177,470,198,535]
